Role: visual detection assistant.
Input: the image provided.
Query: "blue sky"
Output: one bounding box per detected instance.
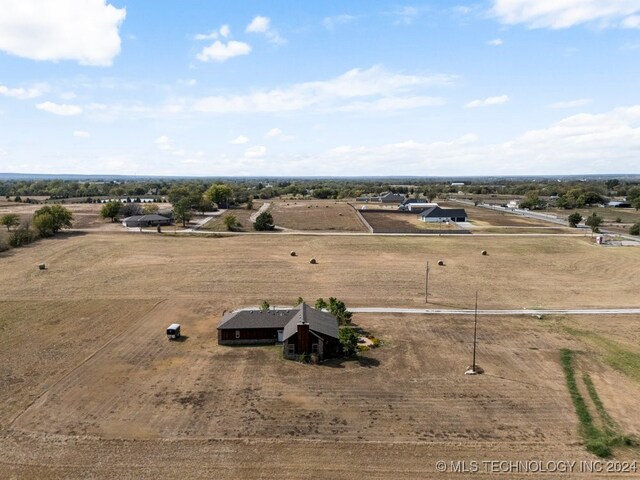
[1,0,640,176]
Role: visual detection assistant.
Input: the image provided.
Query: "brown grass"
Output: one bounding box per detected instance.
[2,233,640,477]
[269,200,368,231]
[360,210,461,232]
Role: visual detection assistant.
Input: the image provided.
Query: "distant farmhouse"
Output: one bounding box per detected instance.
[399,198,439,211]
[419,206,468,223]
[218,303,342,361]
[122,214,172,228]
[356,191,406,204]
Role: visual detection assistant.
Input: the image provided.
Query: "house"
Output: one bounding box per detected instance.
[451,182,465,187]
[122,214,172,228]
[507,200,520,209]
[419,206,468,223]
[607,201,631,208]
[356,191,406,204]
[400,199,439,211]
[217,303,342,361]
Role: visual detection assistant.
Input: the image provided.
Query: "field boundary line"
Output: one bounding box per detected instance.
[347,203,373,233]
[7,299,167,429]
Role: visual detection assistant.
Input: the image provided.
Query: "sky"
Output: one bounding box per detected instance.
[1,0,640,177]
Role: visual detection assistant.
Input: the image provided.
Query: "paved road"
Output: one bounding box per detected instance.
[238,306,640,315]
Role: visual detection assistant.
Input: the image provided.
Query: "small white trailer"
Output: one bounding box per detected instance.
[166,323,181,340]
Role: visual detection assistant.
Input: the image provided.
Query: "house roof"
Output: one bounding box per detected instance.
[419,206,467,218]
[218,303,339,340]
[123,214,171,222]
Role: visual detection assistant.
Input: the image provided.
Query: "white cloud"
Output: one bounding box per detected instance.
[488,38,503,46]
[178,78,198,87]
[196,40,251,62]
[245,16,285,44]
[0,0,126,66]
[195,24,232,41]
[244,145,267,158]
[491,0,640,29]
[59,92,77,100]
[622,15,640,28]
[231,135,249,144]
[219,24,231,38]
[322,14,358,30]
[264,128,295,141]
[465,94,509,108]
[316,105,640,175]
[548,98,592,109]
[73,130,90,137]
[194,66,455,114]
[36,101,82,116]
[0,84,45,99]
[388,6,420,25]
[338,96,445,113]
[154,135,186,157]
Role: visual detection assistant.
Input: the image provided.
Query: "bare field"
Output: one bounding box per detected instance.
[2,233,640,478]
[360,210,462,233]
[270,200,368,231]
[438,201,558,227]
[201,207,257,232]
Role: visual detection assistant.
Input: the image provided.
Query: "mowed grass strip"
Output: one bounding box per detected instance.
[563,327,640,383]
[560,349,635,457]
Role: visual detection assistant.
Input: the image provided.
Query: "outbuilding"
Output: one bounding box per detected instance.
[122,214,172,228]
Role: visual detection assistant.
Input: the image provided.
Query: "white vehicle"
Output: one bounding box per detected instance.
[166,323,181,340]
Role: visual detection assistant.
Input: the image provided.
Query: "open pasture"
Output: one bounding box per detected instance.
[269,200,368,231]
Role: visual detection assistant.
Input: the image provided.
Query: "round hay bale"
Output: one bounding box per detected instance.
[338,213,343,216]
[481,250,488,256]
[309,258,317,264]
[437,260,445,266]
[290,251,296,256]
[38,263,46,270]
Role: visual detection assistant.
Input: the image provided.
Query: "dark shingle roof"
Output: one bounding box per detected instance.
[419,206,467,218]
[219,303,339,340]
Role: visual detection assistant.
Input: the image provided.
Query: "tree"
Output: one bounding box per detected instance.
[205,183,233,208]
[328,297,353,326]
[9,225,35,247]
[295,297,304,306]
[100,201,121,222]
[120,202,141,218]
[520,191,545,210]
[223,214,240,231]
[585,212,603,233]
[33,205,73,235]
[260,300,270,312]
[568,212,583,228]
[338,327,359,357]
[633,197,640,211]
[254,211,275,231]
[0,213,20,231]
[142,203,159,215]
[246,197,254,210]
[630,223,640,236]
[173,197,192,227]
[196,197,214,215]
[315,298,328,310]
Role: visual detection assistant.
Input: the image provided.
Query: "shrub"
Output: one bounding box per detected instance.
[9,226,36,247]
[254,211,275,231]
[630,223,640,236]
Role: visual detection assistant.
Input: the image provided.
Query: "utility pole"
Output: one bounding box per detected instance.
[425,261,430,303]
[472,291,478,372]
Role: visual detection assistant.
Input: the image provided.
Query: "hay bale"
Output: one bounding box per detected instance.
[309,258,317,264]
[437,260,445,266]
[290,251,296,256]
[38,263,46,270]
[481,250,488,256]
[338,213,343,216]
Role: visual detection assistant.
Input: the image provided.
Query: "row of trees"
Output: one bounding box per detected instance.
[0,205,74,248]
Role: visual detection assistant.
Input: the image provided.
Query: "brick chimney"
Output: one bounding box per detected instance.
[296,322,310,355]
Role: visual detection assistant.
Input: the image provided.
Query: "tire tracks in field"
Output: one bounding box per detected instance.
[7,299,168,429]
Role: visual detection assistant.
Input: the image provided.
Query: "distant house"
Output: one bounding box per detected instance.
[217,303,342,362]
[419,206,468,223]
[400,199,439,211]
[507,200,520,209]
[451,182,465,187]
[122,214,172,228]
[607,201,631,208]
[356,191,406,204]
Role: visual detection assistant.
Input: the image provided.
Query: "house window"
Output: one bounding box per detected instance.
[288,344,295,356]
[235,330,240,339]
[311,343,319,354]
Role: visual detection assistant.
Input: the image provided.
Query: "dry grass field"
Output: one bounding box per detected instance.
[1,233,640,478]
[360,210,463,233]
[270,200,368,231]
[201,207,258,232]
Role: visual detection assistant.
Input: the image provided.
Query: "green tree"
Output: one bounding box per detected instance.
[328,297,353,326]
[205,183,233,208]
[142,203,159,215]
[100,201,121,222]
[33,205,73,235]
[315,298,328,310]
[629,223,640,236]
[0,213,20,231]
[338,327,359,357]
[173,197,193,227]
[254,211,275,231]
[585,212,603,233]
[295,297,304,306]
[260,300,270,312]
[246,197,254,210]
[632,197,640,211]
[9,225,35,247]
[568,212,583,228]
[223,214,240,231]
